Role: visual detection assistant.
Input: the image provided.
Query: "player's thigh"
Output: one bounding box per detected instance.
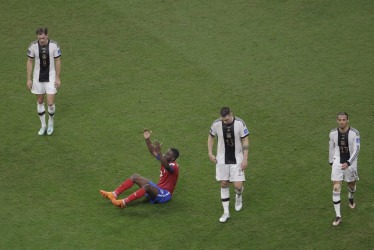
[344,163,359,182]
[229,164,245,182]
[216,164,230,181]
[31,81,45,95]
[143,182,160,199]
[331,163,343,181]
[46,94,56,106]
[45,81,57,95]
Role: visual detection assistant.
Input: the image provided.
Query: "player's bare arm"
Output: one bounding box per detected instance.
[241,136,249,170]
[144,128,157,157]
[207,134,217,163]
[26,57,33,89]
[153,141,172,172]
[55,57,61,88]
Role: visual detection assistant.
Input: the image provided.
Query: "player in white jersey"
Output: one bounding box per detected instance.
[208,107,249,223]
[27,27,61,135]
[329,112,360,226]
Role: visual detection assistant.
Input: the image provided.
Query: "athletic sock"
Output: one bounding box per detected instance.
[124,188,146,204]
[221,187,230,214]
[235,187,243,196]
[348,186,356,204]
[333,191,341,218]
[37,103,46,128]
[48,104,55,125]
[114,178,134,196]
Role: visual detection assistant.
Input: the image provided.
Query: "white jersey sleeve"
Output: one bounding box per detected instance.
[236,118,249,138]
[27,41,37,58]
[50,40,61,58]
[348,128,360,165]
[328,129,337,164]
[209,118,220,137]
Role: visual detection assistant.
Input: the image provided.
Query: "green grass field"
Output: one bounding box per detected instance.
[1,0,373,249]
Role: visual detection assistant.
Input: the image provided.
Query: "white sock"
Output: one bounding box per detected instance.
[48,104,55,125]
[37,103,46,128]
[333,191,341,217]
[236,186,243,196]
[348,186,356,199]
[221,187,230,214]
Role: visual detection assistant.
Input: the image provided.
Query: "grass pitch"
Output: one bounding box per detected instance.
[1,0,373,249]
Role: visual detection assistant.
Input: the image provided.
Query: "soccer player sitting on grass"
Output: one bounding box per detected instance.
[100,129,179,208]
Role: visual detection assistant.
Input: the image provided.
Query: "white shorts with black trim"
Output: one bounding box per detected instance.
[32,80,57,95]
[331,162,359,182]
[216,163,245,182]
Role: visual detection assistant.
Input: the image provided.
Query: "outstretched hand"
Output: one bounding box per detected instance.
[144,128,152,140]
[152,140,162,153]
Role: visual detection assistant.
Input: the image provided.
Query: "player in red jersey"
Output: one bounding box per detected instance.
[100,128,179,208]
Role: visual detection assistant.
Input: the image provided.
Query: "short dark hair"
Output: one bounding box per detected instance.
[337,112,349,119]
[170,148,179,160]
[220,107,231,117]
[36,27,48,35]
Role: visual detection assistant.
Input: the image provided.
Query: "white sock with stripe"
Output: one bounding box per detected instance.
[221,187,230,214]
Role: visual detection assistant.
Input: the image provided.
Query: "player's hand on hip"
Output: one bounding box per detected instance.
[27,79,32,89]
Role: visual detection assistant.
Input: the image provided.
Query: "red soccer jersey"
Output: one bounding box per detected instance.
[157,161,179,195]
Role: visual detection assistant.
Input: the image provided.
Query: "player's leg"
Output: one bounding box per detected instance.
[332,181,342,226]
[233,181,244,212]
[101,173,145,199]
[143,183,160,200]
[111,174,149,207]
[347,181,356,209]
[220,180,230,222]
[232,164,245,212]
[36,94,46,135]
[331,163,343,226]
[46,94,56,135]
[217,164,230,222]
[345,163,359,209]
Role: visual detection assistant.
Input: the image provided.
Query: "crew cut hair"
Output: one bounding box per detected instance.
[170,148,179,160]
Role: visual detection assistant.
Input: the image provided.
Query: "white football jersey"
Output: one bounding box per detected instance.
[27,40,61,82]
[329,127,360,166]
[210,117,249,164]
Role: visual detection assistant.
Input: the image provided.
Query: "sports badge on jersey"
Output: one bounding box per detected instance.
[356,138,360,144]
[244,128,249,135]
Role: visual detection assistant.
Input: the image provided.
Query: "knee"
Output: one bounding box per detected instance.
[142,184,151,191]
[130,174,140,181]
[234,183,243,191]
[221,181,229,188]
[333,184,341,192]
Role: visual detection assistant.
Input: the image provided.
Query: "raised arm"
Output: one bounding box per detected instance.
[152,141,172,172]
[144,128,157,158]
